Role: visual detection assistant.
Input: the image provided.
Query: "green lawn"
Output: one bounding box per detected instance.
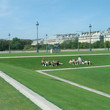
[0,55,110,70]
[46,67,110,94]
[0,50,110,57]
[0,63,110,110]
[0,51,110,110]
[0,77,40,110]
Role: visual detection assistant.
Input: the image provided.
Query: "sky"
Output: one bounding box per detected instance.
[0,0,110,40]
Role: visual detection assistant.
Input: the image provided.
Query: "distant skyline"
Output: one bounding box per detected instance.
[0,0,110,40]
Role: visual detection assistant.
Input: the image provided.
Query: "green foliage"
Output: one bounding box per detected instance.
[72,38,78,49]
[20,39,32,46]
[92,41,104,48]
[11,37,23,50]
[60,39,110,49]
[60,39,78,49]
[39,44,46,50]
[60,38,89,49]
[92,41,100,48]
[0,37,33,51]
[24,45,35,50]
[100,41,104,48]
[0,39,9,51]
[0,37,110,51]
[10,37,33,50]
[79,42,89,49]
[60,40,71,49]
[105,41,110,48]
[20,39,32,50]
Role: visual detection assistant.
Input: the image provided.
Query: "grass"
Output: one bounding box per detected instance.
[0,51,110,110]
[0,50,110,57]
[0,63,110,110]
[46,67,110,94]
[0,55,110,70]
[0,77,40,110]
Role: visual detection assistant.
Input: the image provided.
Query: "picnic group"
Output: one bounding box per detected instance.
[69,56,91,65]
[41,56,90,67]
[41,58,63,67]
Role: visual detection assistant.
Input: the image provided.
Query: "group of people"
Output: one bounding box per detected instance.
[41,58,63,67]
[69,56,91,65]
[41,56,90,67]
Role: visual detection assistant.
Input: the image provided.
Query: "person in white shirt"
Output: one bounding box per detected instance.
[78,56,82,64]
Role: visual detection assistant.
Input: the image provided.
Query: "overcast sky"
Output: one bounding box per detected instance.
[0,0,110,39]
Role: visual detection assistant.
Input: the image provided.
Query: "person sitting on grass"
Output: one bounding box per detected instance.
[45,61,53,66]
[84,60,91,65]
[69,60,73,64]
[44,60,54,67]
[69,59,76,65]
[48,61,54,67]
[54,60,63,66]
[72,59,76,65]
[41,58,45,66]
[77,56,82,64]
[45,61,49,66]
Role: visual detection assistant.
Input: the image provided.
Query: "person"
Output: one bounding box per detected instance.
[41,58,45,66]
[44,60,54,67]
[82,60,85,64]
[78,56,82,64]
[48,61,53,67]
[72,59,76,65]
[50,61,53,66]
[84,60,91,65]
[45,61,49,66]
[54,60,63,66]
[69,60,73,64]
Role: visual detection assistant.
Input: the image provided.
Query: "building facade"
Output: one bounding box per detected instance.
[32,28,110,45]
[79,28,110,43]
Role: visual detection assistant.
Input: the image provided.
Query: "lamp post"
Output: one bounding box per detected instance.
[46,34,48,52]
[104,35,106,50]
[77,34,80,51]
[89,24,92,51]
[36,21,39,53]
[8,33,11,53]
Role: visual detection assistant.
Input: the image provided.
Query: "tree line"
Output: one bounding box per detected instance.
[0,37,32,51]
[60,39,110,50]
[0,37,110,51]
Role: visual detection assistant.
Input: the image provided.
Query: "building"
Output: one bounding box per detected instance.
[79,31,103,43]
[31,28,110,46]
[31,38,44,45]
[56,33,77,40]
[79,28,110,44]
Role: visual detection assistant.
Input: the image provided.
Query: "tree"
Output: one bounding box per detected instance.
[0,39,9,51]
[60,40,71,49]
[60,39,78,49]
[92,41,101,48]
[71,38,78,49]
[99,41,104,48]
[80,42,89,49]
[11,37,23,50]
[105,41,110,50]
[20,39,32,47]
[92,41,104,48]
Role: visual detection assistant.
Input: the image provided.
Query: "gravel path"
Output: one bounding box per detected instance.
[0,53,110,59]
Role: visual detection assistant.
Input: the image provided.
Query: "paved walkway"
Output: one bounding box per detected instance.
[40,65,110,72]
[0,71,61,110]
[0,53,110,59]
